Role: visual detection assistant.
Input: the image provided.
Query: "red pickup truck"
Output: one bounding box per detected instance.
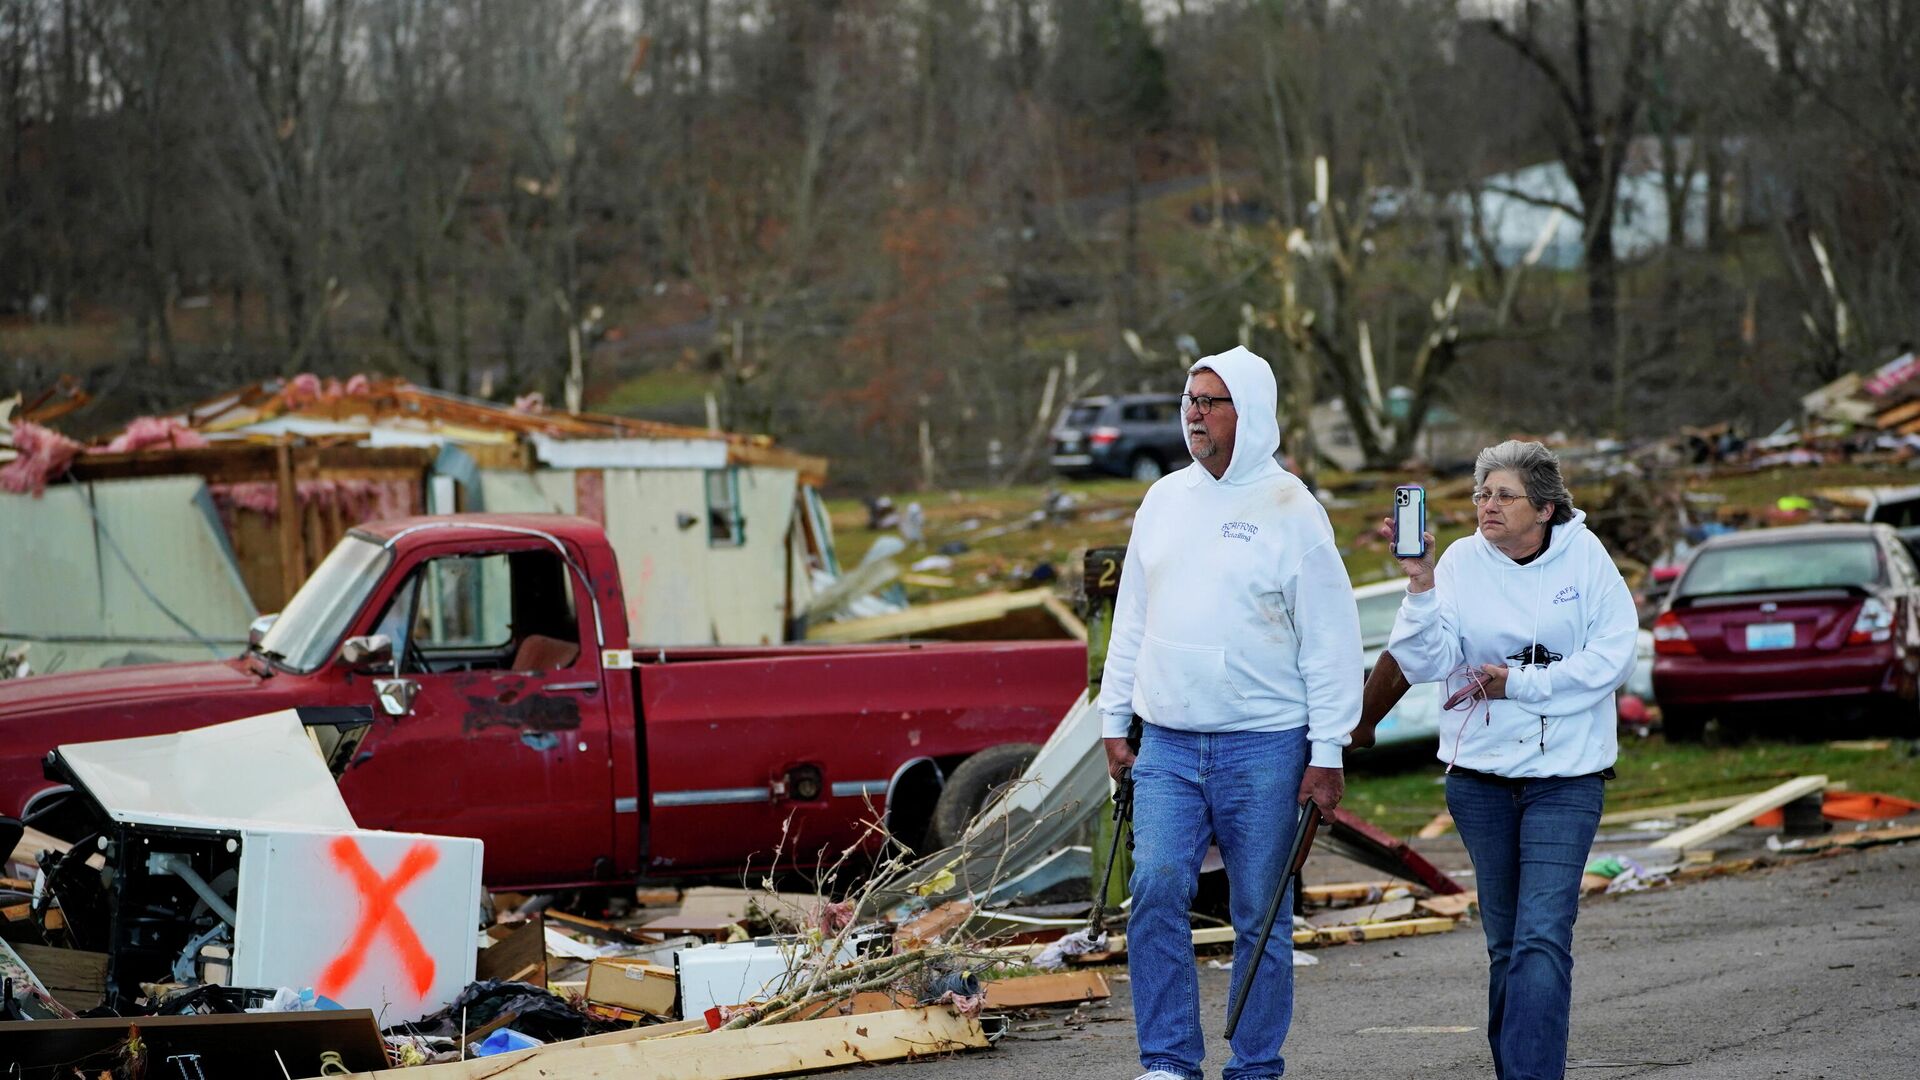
[0,514,1084,888]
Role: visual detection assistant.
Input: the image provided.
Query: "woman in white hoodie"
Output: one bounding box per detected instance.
[1386,440,1637,1080]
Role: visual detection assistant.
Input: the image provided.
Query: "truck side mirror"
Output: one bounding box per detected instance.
[340,634,394,671]
[248,613,279,649]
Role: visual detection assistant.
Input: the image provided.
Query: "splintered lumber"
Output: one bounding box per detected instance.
[8,825,71,865]
[1768,824,1920,855]
[1306,897,1417,927]
[1416,891,1477,919]
[1651,775,1829,851]
[476,914,546,987]
[335,1006,989,1079]
[1597,782,1848,826]
[806,588,1076,643]
[1302,881,1403,904]
[1294,917,1458,947]
[982,971,1110,1008]
[1065,916,1458,961]
[10,944,107,1012]
[899,900,974,948]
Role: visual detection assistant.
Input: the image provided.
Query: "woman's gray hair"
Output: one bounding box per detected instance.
[1474,439,1574,525]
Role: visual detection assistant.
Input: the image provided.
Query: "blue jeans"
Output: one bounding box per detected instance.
[1128,724,1309,1080]
[1445,772,1605,1080]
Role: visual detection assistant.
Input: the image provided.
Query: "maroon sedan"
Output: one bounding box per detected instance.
[1651,523,1920,740]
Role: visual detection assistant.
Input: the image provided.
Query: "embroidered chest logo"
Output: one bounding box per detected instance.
[1221,521,1258,542]
[1553,585,1581,605]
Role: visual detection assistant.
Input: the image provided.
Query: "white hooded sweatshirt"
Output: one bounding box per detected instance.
[1096,346,1363,769]
[1387,509,1636,778]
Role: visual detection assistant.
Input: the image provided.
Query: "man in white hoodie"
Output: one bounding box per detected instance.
[1098,346,1362,1080]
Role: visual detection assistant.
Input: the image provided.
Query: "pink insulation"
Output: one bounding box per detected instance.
[0,421,84,496]
[100,416,210,453]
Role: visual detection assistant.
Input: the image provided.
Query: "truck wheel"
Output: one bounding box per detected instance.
[1662,707,1705,743]
[1130,453,1165,482]
[926,743,1041,850]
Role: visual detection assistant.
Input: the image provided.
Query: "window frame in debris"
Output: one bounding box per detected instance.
[706,466,747,548]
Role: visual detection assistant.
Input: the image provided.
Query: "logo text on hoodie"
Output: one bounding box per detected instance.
[1554,585,1580,605]
[1221,521,1259,542]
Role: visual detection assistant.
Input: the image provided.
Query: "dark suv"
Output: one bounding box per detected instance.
[1050,394,1186,481]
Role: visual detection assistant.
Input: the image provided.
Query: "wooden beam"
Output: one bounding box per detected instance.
[275,442,303,604]
[806,588,1062,643]
[982,971,1110,1008]
[1600,782,1848,826]
[333,1006,986,1079]
[1292,916,1459,947]
[1302,881,1405,904]
[1767,823,1920,855]
[1650,775,1830,851]
[68,444,435,485]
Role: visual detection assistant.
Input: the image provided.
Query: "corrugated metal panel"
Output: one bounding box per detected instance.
[0,478,258,672]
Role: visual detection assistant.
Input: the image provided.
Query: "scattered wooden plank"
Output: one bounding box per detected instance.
[792,991,918,1021]
[1601,782,1850,826]
[1826,739,1892,752]
[899,900,973,948]
[1416,812,1454,839]
[1294,917,1459,947]
[11,944,107,1013]
[983,971,1110,1008]
[1301,881,1402,904]
[634,914,746,940]
[1306,897,1417,927]
[1651,775,1829,851]
[1769,824,1920,855]
[476,913,546,987]
[334,1006,986,1079]
[806,588,1073,643]
[547,909,644,944]
[1416,891,1477,918]
[9,825,71,865]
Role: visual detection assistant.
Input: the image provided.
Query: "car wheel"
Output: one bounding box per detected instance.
[1130,453,1165,482]
[1662,707,1705,743]
[926,743,1041,850]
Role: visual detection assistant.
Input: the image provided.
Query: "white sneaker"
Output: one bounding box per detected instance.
[1134,1072,1187,1080]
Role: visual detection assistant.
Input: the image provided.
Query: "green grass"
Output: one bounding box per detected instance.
[1346,736,1920,837]
[594,369,716,413]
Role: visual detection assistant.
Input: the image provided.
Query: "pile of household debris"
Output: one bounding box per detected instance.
[9,699,1913,1078]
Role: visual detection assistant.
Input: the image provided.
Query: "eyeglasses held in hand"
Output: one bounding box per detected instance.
[1469,490,1526,507]
[1181,393,1233,415]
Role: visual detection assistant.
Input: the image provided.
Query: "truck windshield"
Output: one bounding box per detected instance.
[257,535,392,672]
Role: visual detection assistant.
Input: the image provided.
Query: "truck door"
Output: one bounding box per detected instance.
[337,541,615,886]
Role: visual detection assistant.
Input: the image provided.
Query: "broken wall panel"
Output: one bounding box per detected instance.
[0,477,258,670]
[598,467,799,646]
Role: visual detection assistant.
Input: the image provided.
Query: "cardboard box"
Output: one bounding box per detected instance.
[587,958,678,1016]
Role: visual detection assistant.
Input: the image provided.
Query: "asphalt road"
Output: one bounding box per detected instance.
[863,837,1920,1079]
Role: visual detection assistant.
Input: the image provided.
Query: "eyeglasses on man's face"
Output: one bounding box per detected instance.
[1470,490,1527,507]
[1181,393,1234,416]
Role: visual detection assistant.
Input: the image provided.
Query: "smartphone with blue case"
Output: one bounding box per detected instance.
[1392,485,1426,559]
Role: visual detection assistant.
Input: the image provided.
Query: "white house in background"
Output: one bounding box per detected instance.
[1456,138,1713,270]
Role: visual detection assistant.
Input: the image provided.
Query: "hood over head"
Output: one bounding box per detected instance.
[1187,345,1281,485]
